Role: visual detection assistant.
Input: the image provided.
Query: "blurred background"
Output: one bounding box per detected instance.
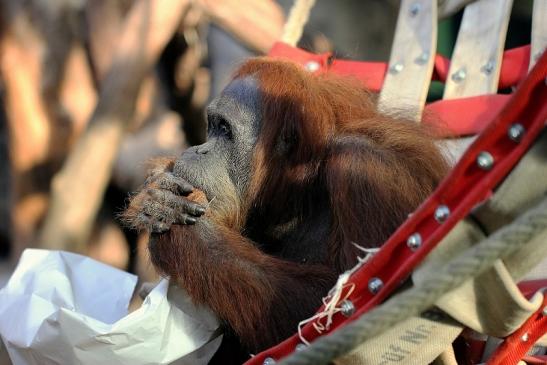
[0,0,535,363]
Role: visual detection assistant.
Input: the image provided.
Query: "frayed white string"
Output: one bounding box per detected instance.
[350,242,381,264]
[297,242,380,345]
[205,196,216,209]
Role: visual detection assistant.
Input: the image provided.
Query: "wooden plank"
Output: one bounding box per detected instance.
[530,0,547,69]
[379,0,437,121]
[438,0,477,18]
[443,0,513,99]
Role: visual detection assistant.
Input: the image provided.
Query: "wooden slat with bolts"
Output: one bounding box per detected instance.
[443,0,513,99]
[379,0,438,121]
[530,0,547,69]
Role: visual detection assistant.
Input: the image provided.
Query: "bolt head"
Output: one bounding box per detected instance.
[451,68,467,82]
[409,3,421,16]
[407,233,422,251]
[263,357,276,365]
[414,52,429,65]
[476,151,494,171]
[305,61,320,72]
[340,299,356,317]
[389,62,404,74]
[481,61,495,75]
[368,277,384,294]
[508,123,525,143]
[434,205,450,223]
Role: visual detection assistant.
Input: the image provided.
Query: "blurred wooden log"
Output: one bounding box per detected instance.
[135,233,160,284]
[0,32,51,258]
[39,0,190,252]
[1,18,51,175]
[0,3,95,260]
[438,0,477,18]
[0,99,10,257]
[86,0,174,135]
[60,45,98,152]
[86,0,132,82]
[172,6,210,145]
[87,221,129,269]
[185,67,211,143]
[1,0,96,156]
[196,0,285,53]
[113,111,186,190]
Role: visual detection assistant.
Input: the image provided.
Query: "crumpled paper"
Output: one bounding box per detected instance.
[0,249,222,365]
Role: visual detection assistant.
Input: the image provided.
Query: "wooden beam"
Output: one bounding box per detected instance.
[438,0,477,18]
[443,0,513,99]
[379,0,438,121]
[530,0,547,69]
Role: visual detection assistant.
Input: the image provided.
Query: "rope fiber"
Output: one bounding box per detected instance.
[280,0,316,46]
[280,197,547,365]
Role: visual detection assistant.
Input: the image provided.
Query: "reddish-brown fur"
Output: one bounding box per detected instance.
[236,59,448,270]
[126,59,449,357]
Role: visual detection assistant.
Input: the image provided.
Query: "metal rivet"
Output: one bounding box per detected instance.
[409,3,421,16]
[407,233,422,251]
[296,344,307,352]
[508,123,525,142]
[263,357,276,365]
[389,62,404,74]
[451,68,467,82]
[305,61,320,72]
[481,61,495,75]
[368,277,384,294]
[434,205,450,223]
[340,299,356,317]
[521,333,529,342]
[476,151,494,171]
[414,52,429,65]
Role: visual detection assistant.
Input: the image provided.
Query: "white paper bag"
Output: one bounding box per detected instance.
[0,249,222,365]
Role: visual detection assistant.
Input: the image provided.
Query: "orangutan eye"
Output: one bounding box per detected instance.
[208,113,233,140]
[218,118,232,138]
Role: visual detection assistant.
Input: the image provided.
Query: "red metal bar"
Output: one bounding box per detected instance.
[486,295,547,365]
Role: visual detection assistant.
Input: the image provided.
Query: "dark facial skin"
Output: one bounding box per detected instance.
[133,77,262,233]
[175,77,261,199]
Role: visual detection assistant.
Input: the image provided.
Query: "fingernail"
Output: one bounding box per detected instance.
[180,183,193,193]
[186,217,197,225]
[195,206,206,215]
[149,189,159,197]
